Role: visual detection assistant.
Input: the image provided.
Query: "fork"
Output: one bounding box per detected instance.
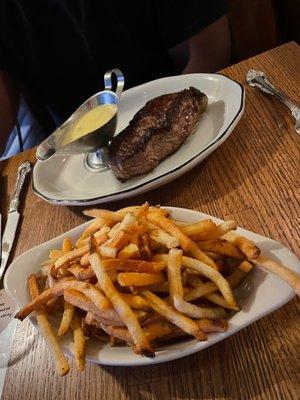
[246,70,300,134]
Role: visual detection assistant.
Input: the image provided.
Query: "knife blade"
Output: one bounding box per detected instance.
[0,161,31,280]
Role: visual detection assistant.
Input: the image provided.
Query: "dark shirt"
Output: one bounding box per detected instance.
[0,0,227,128]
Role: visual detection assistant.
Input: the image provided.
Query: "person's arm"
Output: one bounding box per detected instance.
[0,70,19,153]
[169,15,231,74]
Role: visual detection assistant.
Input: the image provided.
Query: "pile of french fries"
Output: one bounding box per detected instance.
[15,203,300,375]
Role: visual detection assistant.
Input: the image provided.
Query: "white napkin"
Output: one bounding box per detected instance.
[0,290,17,397]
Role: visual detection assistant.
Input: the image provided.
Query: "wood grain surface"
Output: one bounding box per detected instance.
[1,42,299,400]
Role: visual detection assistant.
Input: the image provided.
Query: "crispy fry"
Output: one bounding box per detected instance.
[108,213,138,238]
[62,237,73,252]
[55,235,107,269]
[253,255,300,295]
[99,245,118,259]
[227,261,253,287]
[77,227,110,247]
[105,259,166,273]
[76,217,107,246]
[133,202,150,218]
[193,220,237,241]
[167,249,184,302]
[89,251,154,357]
[64,289,145,325]
[147,212,217,269]
[117,272,166,287]
[140,234,152,260]
[181,219,217,241]
[67,263,90,280]
[15,280,111,320]
[100,322,174,344]
[58,300,75,336]
[106,230,131,250]
[167,249,227,318]
[49,250,64,260]
[71,313,86,371]
[149,229,179,249]
[205,293,237,310]
[27,274,70,375]
[184,261,253,302]
[118,243,140,260]
[181,256,237,309]
[222,231,260,259]
[197,239,244,259]
[154,252,237,308]
[58,266,72,277]
[121,293,150,310]
[141,290,207,341]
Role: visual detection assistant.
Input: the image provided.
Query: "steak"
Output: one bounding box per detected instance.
[108,86,208,181]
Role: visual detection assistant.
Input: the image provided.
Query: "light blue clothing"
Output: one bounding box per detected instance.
[0,96,47,160]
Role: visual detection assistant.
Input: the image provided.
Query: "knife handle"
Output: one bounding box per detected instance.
[9,161,31,213]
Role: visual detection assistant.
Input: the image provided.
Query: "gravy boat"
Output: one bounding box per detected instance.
[36,69,124,170]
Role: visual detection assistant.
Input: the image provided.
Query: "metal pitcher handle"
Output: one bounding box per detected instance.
[104,69,124,99]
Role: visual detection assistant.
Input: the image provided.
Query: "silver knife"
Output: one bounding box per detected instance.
[0,161,31,280]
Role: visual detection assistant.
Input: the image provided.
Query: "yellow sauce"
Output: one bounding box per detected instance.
[61,104,117,146]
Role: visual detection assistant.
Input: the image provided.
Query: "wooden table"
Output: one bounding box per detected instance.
[1,42,299,400]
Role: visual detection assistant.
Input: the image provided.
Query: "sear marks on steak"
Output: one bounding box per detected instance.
[108,86,208,182]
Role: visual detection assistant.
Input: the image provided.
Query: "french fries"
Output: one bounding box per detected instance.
[89,245,154,357]
[16,203,300,375]
[117,272,166,287]
[71,312,86,371]
[58,300,75,336]
[147,212,217,269]
[27,274,70,376]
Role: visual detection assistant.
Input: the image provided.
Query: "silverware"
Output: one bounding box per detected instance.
[0,161,31,282]
[246,70,300,134]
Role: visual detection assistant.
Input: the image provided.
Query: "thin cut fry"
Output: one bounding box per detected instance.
[149,229,179,249]
[141,290,207,341]
[71,313,86,371]
[194,220,237,241]
[147,212,217,269]
[117,272,166,287]
[253,255,300,296]
[62,237,73,252]
[118,243,140,260]
[58,300,75,336]
[197,239,244,259]
[76,217,107,246]
[140,234,152,260]
[222,231,260,259]
[55,235,107,269]
[167,249,228,318]
[15,279,111,320]
[104,259,166,273]
[108,213,138,238]
[99,245,118,259]
[121,293,150,310]
[106,230,131,250]
[181,256,237,309]
[154,253,237,308]
[49,250,64,260]
[27,274,70,375]
[181,219,217,240]
[100,322,174,344]
[77,227,110,247]
[205,293,237,310]
[89,250,154,357]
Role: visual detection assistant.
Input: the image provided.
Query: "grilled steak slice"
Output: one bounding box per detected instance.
[108,86,208,181]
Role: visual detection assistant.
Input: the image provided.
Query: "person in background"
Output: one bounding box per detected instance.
[0,0,230,159]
